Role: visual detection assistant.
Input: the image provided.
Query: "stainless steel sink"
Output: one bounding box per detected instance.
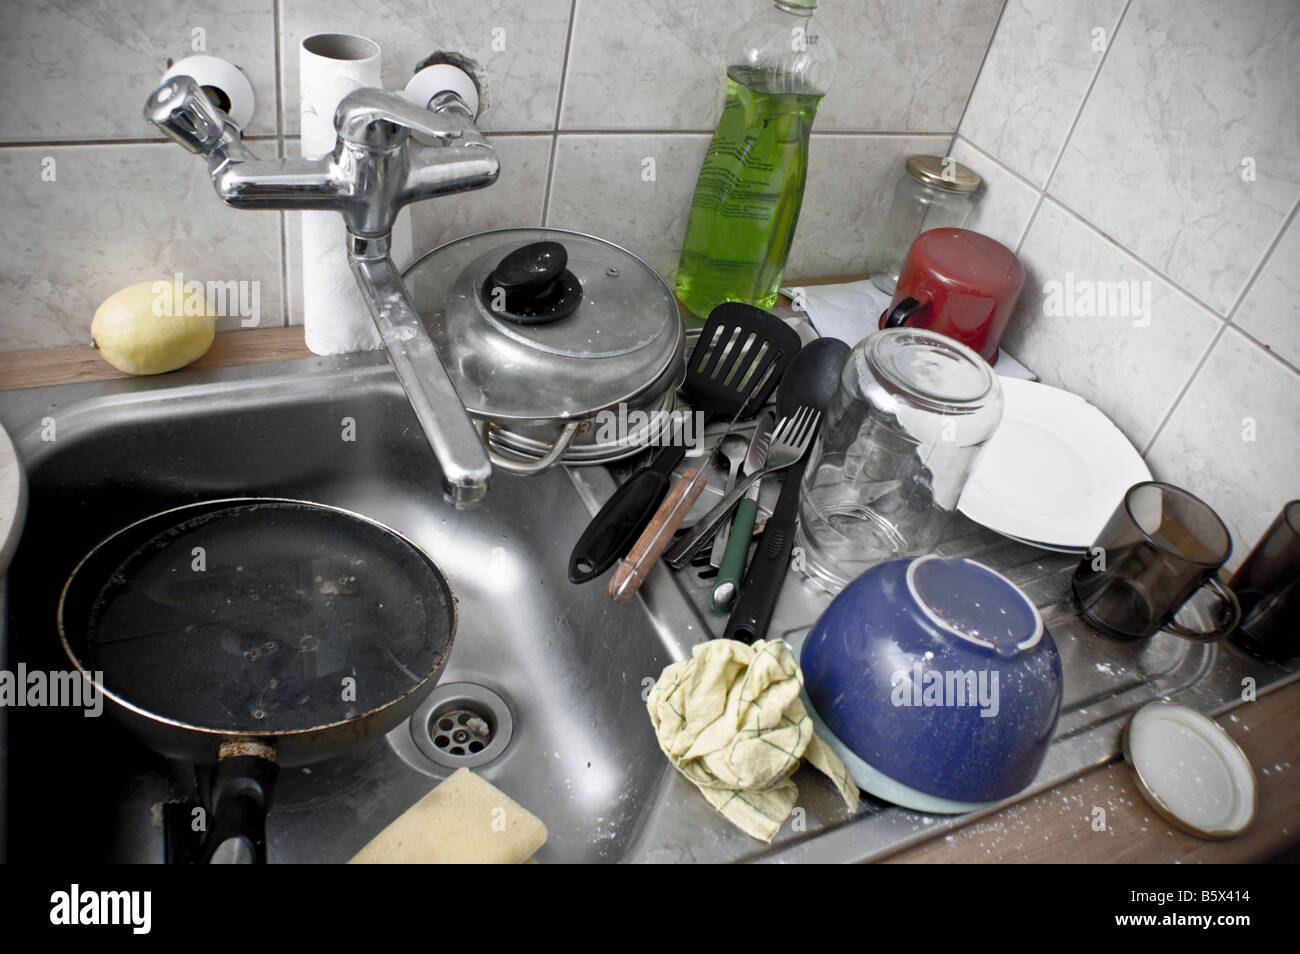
[0,353,675,863]
[1,352,1295,863]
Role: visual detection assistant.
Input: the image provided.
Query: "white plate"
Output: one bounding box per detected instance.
[1122,703,1256,838]
[958,378,1151,550]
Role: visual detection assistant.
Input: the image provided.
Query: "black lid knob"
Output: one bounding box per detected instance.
[482,241,583,324]
[491,241,568,294]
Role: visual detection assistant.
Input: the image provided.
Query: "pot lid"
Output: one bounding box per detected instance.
[404,228,684,422]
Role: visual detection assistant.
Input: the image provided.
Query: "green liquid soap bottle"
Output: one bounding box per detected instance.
[675,0,837,322]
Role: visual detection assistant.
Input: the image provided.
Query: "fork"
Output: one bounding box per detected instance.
[663,407,821,569]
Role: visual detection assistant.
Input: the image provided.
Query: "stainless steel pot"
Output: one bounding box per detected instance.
[404,228,685,474]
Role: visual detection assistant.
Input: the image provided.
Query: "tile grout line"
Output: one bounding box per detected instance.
[1221,193,1300,328]
[1013,0,1131,260]
[947,0,1009,156]
[0,136,281,148]
[954,133,1043,196]
[1042,196,1225,317]
[1139,323,1225,458]
[0,130,962,149]
[542,0,580,227]
[1229,323,1300,379]
[1013,195,1045,258]
[1041,0,1133,195]
[1135,193,1300,456]
[272,0,285,144]
[949,132,1047,254]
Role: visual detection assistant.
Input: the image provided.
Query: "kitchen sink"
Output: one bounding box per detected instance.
[1,352,1295,863]
[0,353,677,864]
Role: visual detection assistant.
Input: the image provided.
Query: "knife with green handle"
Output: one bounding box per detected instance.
[712,412,774,612]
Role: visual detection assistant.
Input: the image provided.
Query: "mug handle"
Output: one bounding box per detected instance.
[1164,576,1242,642]
[884,294,929,328]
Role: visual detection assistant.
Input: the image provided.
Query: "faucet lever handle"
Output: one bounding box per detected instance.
[144,75,232,155]
[335,88,464,148]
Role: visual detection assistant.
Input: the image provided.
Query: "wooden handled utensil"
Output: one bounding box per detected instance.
[607,468,707,604]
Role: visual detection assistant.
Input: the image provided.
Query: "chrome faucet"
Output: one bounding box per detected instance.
[143,74,499,508]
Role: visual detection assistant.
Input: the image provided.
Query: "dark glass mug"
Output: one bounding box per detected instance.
[1072,482,1240,641]
[1229,500,1300,661]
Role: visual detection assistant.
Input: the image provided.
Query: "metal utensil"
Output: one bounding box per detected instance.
[663,407,821,569]
[713,411,775,611]
[710,435,748,567]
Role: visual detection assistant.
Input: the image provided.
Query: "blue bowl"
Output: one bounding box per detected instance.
[800,555,1062,808]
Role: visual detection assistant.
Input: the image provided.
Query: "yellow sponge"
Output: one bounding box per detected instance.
[349,768,547,864]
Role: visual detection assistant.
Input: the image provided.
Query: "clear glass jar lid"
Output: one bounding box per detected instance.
[868,328,996,407]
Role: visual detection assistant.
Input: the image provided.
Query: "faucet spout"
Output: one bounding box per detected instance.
[349,237,492,508]
[144,72,502,508]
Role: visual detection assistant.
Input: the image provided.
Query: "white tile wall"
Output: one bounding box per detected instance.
[1050,0,1300,315]
[546,133,712,283]
[0,0,280,142]
[0,143,283,351]
[959,0,1124,187]
[1001,199,1220,448]
[787,134,952,279]
[0,0,1006,353]
[1145,329,1300,571]
[955,0,1300,565]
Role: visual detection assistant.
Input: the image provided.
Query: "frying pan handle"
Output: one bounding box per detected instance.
[202,752,279,864]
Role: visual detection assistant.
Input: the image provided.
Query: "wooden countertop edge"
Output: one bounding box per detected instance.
[4,280,1296,864]
[0,274,865,393]
[884,679,1300,864]
[0,326,313,392]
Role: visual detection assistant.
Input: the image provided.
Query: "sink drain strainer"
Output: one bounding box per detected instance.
[408,682,513,770]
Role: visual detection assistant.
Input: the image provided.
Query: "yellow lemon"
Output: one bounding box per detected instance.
[91,279,218,375]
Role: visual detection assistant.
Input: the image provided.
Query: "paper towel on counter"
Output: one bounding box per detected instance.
[780,280,1037,381]
[299,34,414,355]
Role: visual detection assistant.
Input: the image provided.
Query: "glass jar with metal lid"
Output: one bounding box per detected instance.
[868,155,981,295]
[794,327,1003,594]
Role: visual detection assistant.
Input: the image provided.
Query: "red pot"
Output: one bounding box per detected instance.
[879,228,1025,363]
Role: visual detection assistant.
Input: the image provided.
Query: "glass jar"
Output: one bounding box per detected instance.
[794,328,1004,594]
[869,155,981,296]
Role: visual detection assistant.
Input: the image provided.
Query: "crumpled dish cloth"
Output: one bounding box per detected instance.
[646,638,860,842]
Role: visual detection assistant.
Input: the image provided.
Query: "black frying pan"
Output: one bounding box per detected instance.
[57,498,457,863]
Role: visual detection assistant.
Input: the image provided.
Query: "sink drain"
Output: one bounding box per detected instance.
[407,682,513,770]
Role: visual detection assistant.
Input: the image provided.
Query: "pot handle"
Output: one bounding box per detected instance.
[883,294,929,328]
[202,743,279,864]
[485,420,583,476]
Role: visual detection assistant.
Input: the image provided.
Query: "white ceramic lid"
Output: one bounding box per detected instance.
[1122,702,1256,839]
